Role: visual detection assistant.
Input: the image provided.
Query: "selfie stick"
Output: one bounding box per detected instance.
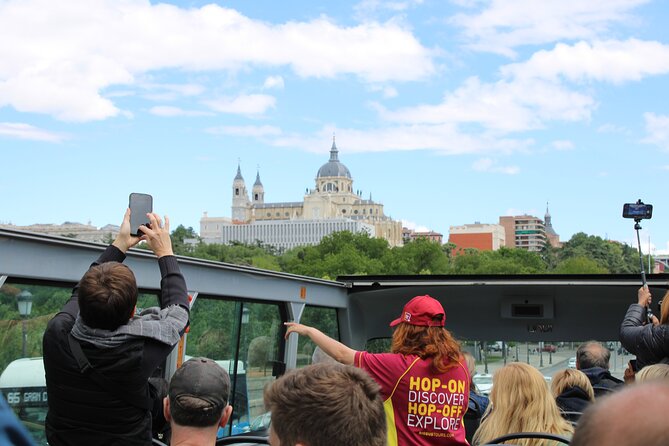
[632,201,653,321]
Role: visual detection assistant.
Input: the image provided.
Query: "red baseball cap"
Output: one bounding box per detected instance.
[389,295,445,327]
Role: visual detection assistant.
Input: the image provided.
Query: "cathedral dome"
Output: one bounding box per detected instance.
[316,138,351,179]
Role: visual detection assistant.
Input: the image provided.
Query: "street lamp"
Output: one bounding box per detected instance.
[17,290,33,357]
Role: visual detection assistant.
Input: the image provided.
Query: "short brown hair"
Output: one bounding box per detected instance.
[78,262,138,330]
[264,363,386,446]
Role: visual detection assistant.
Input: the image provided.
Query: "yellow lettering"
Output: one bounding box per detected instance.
[421,378,431,391]
[432,378,441,391]
[408,402,418,414]
[409,376,421,390]
[428,404,436,416]
[418,403,427,416]
[448,379,457,393]
[442,405,451,417]
[457,380,465,394]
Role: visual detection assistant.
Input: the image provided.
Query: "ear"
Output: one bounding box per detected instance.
[130,306,136,319]
[163,397,171,422]
[219,405,233,428]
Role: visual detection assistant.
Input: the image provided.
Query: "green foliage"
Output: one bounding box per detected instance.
[552,256,609,274]
[247,336,271,368]
[558,233,638,273]
[171,225,200,255]
[280,231,388,278]
[451,247,546,274]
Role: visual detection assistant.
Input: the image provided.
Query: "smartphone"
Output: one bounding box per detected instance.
[129,193,153,236]
[622,202,653,220]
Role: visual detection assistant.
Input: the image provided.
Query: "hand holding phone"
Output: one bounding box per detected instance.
[129,193,153,236]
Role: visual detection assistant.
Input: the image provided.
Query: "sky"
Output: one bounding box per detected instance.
[1,0,669,255]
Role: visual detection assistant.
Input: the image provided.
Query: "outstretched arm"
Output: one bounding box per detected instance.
[285,322,356,365]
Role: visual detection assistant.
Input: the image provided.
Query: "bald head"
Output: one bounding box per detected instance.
[576,341,610,370]
[572,382,669,446]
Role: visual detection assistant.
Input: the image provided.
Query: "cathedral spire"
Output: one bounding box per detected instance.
[329,133,339,162]
[235,161,244,180]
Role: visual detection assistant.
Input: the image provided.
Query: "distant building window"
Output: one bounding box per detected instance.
[267,212,271,217]
[276,212,280,216]
[235,188,239,196]
[285,212,289,217]
[354,210,358,214]
[254,194,259,200]
[342,209,346,214]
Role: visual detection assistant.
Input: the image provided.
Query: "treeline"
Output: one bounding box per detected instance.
[169,226,651,278]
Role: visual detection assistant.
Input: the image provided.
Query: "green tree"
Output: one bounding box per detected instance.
[171,225,200,255]
[552,256,609,274]
[558,233,637,273]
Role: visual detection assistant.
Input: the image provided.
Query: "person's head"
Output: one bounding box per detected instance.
[462,351,476,378]
[571,382,669,446]
[635,363,669,383]
[660,290,669,325]
[473,363,573,446]
[389,295,461,373]
[551,369,595,401]
[78,262,138,330]
[164,357,233,430]
[576,341,610,370]
[264,363,385,446]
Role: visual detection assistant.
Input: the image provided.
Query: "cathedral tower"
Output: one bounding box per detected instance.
[232,164,250,223]
[252,170,264,204]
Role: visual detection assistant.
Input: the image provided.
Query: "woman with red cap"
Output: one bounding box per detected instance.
[285,294,469,446]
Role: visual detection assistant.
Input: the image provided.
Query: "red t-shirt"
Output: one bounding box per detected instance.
[355,351,470,446]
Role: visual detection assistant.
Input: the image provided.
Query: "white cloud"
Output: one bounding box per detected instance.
[0,0,434,121]
[141,82,205,101]
[472,157,519,174]
[502,39,669,84]
[450,0,649,57]
[0,122,66,142]
[401,219,431,232]
[597,123,628,134]
[377,76,594,132]
[552,140,574,151]
[263,76,285,90]
[206,125,283,137]
[268,123,534,156]
[642,112,669,151]
[148,106,212,117]
[203,94,276,115]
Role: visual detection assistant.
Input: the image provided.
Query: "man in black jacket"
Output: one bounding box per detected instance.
[576,341,623,397]
[43,210,189,446]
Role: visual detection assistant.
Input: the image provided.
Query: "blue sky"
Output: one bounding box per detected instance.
[1,0,668,254]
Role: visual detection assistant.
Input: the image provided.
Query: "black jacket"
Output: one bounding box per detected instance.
[620,304,669,371]
[580,367,623,397]
[556,386,592,422]
[43,245,189,446]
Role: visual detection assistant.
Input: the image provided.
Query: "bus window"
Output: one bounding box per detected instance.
[297,306,340,367]
[0,281,76,445]
[186,298,283,436]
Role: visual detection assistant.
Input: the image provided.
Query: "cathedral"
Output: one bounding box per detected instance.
[200,139,403,249]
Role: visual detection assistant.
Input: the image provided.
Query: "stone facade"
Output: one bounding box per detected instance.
[0,222,119,243]
[201,138,403,249]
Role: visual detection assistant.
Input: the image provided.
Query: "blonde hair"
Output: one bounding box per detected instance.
[636,364,669,383]
[473,363,573,446]
[551,369,595,401]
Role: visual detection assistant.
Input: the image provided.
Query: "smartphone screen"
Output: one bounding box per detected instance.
[129,193,153,236]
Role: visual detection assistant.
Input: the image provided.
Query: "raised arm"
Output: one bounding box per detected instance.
[285,322,356,365]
